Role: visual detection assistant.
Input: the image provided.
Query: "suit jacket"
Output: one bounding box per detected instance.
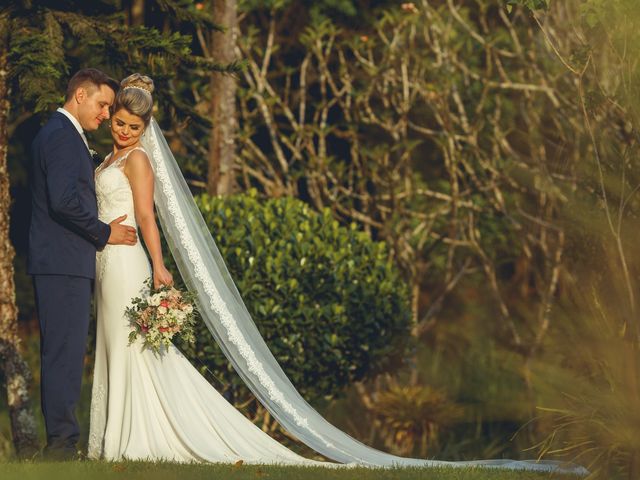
[28,111,111,278]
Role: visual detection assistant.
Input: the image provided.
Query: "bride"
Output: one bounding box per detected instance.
[89,74,332,465]
[89,73,585,473]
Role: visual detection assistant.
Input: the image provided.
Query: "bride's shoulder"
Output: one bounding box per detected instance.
[124,147,153,175]
[128,146,149,159]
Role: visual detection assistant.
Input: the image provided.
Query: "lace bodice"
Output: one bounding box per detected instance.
[95,147,146,228]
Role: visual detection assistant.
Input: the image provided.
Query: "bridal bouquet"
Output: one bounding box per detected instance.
[126,278,197,354]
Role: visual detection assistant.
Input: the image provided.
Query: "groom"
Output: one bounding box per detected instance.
[28,68,138,459]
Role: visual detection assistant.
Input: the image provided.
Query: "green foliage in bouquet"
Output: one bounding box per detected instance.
[171,189,412,405]
[126,278,198,355]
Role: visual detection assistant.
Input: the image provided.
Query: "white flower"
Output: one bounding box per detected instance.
[182,304,193,314]
[158,306,167,315]
[89,148,98,158]
[148,294,162,306]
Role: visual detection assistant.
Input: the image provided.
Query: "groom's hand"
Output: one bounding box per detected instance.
[108,214,138,245]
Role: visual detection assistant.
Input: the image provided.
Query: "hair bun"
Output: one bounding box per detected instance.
[120,73,154,95]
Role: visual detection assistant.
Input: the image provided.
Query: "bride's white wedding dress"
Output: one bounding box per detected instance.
[86,120,586,474]
[88,147,331,465]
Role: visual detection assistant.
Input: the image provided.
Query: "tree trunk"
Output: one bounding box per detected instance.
[207,0,237,196]
[130,0,145,26]
[0,13,39,458]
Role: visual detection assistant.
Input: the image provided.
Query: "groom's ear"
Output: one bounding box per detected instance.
[74,87,86,104]
[75,85,97,104]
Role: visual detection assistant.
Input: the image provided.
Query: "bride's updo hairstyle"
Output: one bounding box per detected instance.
[112,73,155,126]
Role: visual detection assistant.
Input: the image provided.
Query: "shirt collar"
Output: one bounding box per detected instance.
[57,107,90,150]
[57,107,85,137]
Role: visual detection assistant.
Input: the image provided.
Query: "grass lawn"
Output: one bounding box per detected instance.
[0,461,584,480]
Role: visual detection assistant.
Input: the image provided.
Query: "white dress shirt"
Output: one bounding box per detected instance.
[57,107,89,151]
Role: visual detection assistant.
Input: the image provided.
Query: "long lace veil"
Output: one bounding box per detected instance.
[140,118,586,474]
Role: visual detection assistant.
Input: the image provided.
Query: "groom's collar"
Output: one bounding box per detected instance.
[57,107,90,151]
[57,107,85,137]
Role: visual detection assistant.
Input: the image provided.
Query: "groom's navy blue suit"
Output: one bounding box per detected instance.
[28,111,111,454]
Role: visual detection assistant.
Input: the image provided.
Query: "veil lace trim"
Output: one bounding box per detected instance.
[144,126,348,457]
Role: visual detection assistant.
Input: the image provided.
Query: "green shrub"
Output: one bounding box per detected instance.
[172,189,412,406]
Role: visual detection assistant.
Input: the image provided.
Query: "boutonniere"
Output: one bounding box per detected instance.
[89,149,101,163]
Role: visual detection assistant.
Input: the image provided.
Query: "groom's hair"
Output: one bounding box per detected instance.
[65,68,119,101]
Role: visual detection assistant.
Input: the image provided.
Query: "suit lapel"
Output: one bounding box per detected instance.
[53,111,96,171]
[54,112,96,189]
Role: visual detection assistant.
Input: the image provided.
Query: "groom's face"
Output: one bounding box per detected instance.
[76,84,116,132]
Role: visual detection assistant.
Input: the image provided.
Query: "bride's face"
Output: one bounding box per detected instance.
[111,108,144,148]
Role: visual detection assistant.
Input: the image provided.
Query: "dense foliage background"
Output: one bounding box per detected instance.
[1,0,639,478]
[177,191,411,416]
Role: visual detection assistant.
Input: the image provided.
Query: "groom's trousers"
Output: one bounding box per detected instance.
[33,274,92,454]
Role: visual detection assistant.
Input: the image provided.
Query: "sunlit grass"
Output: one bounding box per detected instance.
[0,460,584,480]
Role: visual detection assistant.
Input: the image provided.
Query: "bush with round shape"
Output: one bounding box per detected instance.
[172,189,412,409]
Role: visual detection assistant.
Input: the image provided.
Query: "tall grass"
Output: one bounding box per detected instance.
[532,248,640,479]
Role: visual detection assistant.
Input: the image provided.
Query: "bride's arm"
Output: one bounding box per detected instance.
[125,149,173,289]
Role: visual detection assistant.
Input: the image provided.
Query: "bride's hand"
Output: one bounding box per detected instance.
[153,264,173,289]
